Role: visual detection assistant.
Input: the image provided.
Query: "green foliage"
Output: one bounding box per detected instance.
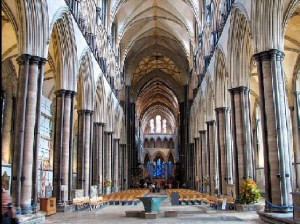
[238,178,261,204]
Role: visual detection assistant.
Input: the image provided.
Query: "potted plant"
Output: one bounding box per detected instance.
[236,177,262,211]
[203,176,210,193]
[104,179,111,194]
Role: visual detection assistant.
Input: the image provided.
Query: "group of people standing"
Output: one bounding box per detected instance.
[143,181,173,193]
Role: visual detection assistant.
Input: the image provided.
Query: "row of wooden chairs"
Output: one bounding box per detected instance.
[73,197,91,210]
[72,189,150,211]
[166,189,235,210]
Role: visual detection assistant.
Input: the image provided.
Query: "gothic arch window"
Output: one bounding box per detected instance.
[156,115,161,133]
[150,119,155,133]
[162,119,167,133]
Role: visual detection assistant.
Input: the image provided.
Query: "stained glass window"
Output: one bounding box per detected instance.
[168,161,173,176]
[147,161,150,177]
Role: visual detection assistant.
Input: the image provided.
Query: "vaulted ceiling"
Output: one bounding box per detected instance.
[112,0,200,133]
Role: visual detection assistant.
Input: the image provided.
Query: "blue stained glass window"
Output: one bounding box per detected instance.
[168,161,173,176]
[147,161,150,176]
[162,161,166,177]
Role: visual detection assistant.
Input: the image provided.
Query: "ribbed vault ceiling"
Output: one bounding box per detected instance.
[113,0,199,133]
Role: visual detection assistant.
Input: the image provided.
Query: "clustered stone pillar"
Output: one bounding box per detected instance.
[293,91,300,189]
[11,55,46,213]
[1,88,13,164]
[199,130,207,191]
[53,90,76,205]
[215,107,230,195]
[122,144,128,189]
[92,122,104,194]
[206,120,217,194]
[119,143,125,190]
[104,131,113,185]
[254,49,293,212]
[194,138,200,191]
[76,110,93,196]
[229,86,254,197]
[113,138,120,191]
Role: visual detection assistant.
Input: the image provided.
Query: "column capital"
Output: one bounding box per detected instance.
[55,89,66,96]
[104,131,114,135]
[253,49,284,62]
[65,90,77,96]
[206,120,215,125]
[29,56,41,65]
[16,54,31,65]
[39,57,47,64]
[199,130,206,134]
[228,86,250,94]
[215,107,230,113]
[94,122,105,126]
[77,109,88,114]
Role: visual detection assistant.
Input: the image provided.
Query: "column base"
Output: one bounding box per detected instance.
[264,206,293,213]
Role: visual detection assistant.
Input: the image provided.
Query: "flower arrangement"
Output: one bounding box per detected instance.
[203,176,210,186]
[238,177,260,204]
[104,179,111,188]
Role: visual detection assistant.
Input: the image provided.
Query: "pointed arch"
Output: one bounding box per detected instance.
[17,0,49,57]
[77,51,95,110]
[50,11,78,91]
[228,7,252,88]
[214,47,229,107]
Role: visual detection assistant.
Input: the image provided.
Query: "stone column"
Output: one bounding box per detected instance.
[1,89,13,164]
[104,131,113,182]
[99,123,105,193]
[199,130,207,191]
[293,91,300,190]
[194,137,201,191]
[118,143,123,190]
[12,54,30,210]
[225,108,234,186]
[61,91,72,200]
[84,111,92,196]
[21,56,40,212]
[215,107,228,195]
[88,112,94,196]
[206,121,217,194]
[53,90,65,205]
[229,86,254,197]
[113,139,120,192]
[92,123,99,187]
[121,144,128,189]
[254,49,293,212]
[53,90,75,205]
[76,110,85,190]
[68,91,76,202]
[32,58,46,211]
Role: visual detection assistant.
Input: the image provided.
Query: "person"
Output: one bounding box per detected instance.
[2,186,18,224]
[143,182,148,188]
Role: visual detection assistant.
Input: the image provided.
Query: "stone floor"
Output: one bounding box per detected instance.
[45,191,263,224]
